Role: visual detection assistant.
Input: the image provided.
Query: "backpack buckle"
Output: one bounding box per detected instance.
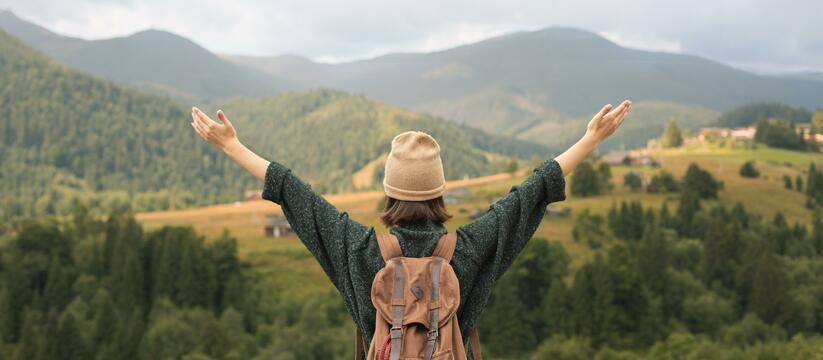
[427,328,438,340]
[390,326,402,339]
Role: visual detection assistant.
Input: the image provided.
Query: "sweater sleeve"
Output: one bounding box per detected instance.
[456,159,566,281]
[261,161,372,289]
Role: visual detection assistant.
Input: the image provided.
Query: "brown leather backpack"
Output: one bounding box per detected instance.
[355,232,482,360]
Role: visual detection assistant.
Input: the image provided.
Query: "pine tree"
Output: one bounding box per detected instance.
[44,256,74,311]
[208,233,242,313]
[37,310,61,360]
[15,310,44,360]
[637,222,670,296]
[176,240,216,308]
[748,254,791,324]
[110,250,145,310]
[58,312,89,360]
[812,210,823,255]
[662,120,684,148]
[90,289,118,353]
[106,308,144,360]
[677,190,701,237]
[783,174,794,189]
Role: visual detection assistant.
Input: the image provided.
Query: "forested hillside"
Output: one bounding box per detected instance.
[0,29,548,222]
[206,90,550,192]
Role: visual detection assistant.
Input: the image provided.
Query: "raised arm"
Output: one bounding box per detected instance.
[458,100,631,280]
[556,100,631,175]
[190,107,370,288]
[190,107,269,180]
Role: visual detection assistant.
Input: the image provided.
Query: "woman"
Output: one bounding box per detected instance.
[190,100,631,356]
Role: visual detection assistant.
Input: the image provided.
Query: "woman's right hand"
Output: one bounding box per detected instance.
[583,100,631,145]
[191,107,241,152]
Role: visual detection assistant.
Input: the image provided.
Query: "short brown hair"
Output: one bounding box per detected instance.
[379,196,452,227]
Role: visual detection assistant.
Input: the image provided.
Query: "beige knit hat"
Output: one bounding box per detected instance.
[382,131,446,201]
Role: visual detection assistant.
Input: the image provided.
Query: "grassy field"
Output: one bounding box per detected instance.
[136,143,823,296]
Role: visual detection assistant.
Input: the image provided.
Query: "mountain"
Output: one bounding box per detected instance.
[0,9,291,100]
[234,27,823,115]
[0,28,548,220]
[230,28,822,148]
[4,11,819,150]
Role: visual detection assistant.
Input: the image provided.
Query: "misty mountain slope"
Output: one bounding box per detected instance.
[0,9,291,100]
[233,27,823,117]
[0,29,549,220]
[228,27,821,150]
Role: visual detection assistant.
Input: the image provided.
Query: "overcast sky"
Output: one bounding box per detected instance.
[1,0,821,72]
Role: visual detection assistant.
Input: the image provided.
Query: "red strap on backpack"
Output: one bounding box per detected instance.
[378,333,392,360]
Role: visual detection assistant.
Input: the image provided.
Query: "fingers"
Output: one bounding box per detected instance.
[192,107,218,128]
[606,100,632,123]
[595,104,613,120]
[191,119,208,140]
[613,101,632,128]
[216,110,233,128]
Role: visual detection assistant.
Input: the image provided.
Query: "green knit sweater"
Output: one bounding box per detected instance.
[262,158,566,357]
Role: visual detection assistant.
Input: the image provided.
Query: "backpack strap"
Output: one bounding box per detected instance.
[423,256,444,360]
[469,327,483,360]
[389,257,406,360]
[376,232,403,261]
[354,329,366,360]
[432,232,457,262]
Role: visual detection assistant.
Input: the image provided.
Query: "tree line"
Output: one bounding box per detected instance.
[480,176,823,359]
[0,206,362,359]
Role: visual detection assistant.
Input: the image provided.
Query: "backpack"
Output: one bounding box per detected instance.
[355,232,483,360]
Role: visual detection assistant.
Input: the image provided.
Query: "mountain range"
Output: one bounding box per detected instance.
[3,9,821,150]
[0,27,546,220]
[0,10,291,100]
[0,11,823,148]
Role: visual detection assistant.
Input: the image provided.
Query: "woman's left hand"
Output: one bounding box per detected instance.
[190,107,241,152]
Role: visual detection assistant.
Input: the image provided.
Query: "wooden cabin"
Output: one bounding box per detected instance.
[264,215,292,237]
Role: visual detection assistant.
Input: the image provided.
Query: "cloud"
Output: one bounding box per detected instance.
[1,0,821,72]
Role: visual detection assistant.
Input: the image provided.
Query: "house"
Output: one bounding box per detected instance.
[602,150,660,167]
[697,127,755,141]
[730,127,756,141]
[804,132,823,143]
[602,151,632,166]
[264,215,292,237]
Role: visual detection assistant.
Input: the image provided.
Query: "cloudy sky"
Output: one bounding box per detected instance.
[1,0,821,72]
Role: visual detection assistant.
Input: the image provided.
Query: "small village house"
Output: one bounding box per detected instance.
[264,215,292,237]
[696,127,755,142]
[602,150,659,167]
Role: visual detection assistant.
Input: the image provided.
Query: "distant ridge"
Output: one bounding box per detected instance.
[0,29,549,219]
[2,10,821,150]
[0,9,292,100]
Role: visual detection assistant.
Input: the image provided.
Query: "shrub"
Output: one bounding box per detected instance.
[739,161,760,178]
